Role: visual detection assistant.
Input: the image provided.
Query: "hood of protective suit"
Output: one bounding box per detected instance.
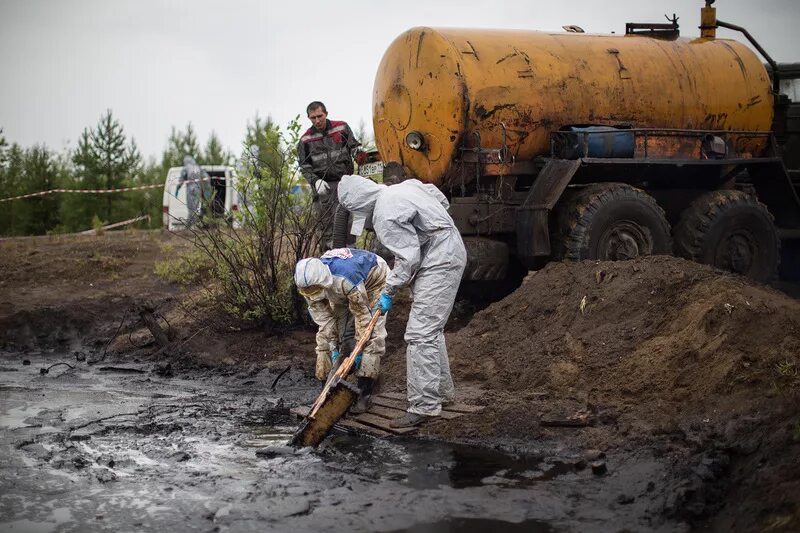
[294,258,333,289]
[182,155,207,183]
[338,175,387,215]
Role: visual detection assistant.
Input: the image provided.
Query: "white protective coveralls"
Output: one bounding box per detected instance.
[338,175,467,416]
[295,248,389,381]
[176,155,209,228]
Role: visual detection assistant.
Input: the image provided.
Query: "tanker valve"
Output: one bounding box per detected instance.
[405,131,426,151]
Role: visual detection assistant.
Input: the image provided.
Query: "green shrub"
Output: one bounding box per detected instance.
[177,117,323,328]
[154,248,215,285]
[91,214,106,234]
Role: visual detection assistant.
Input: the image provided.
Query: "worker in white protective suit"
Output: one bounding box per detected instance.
[176,155,211,228]
[294,248,390,413]
[338,174,467,428]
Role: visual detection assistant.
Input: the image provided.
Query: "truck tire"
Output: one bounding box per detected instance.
[555,183,672,261]
[673,190,779,282]
[459,240,525,304]
[462,237,509,281]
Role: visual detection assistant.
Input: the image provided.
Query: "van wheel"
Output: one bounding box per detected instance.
[673,190,779,282]
[555,183,672,261]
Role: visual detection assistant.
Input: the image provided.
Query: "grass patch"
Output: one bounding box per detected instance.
[88,250,128,271]
[154,247,215,286]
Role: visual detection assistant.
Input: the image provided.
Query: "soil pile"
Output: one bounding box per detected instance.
[449,256,799,423]
[434,256,800,530]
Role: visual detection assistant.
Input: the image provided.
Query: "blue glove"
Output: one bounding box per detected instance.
[353,353,363,370]
[376,292,393,313]
[331,350,340,365]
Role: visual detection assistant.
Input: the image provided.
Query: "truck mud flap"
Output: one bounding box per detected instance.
[517,159,581,266]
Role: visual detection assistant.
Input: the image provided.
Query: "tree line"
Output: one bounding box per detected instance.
[0,110,287,236]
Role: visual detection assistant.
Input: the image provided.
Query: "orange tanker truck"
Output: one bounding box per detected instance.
[365,1,800,282]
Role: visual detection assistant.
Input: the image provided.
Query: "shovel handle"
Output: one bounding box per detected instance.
[308,309,382,419]
[334,309,382,379]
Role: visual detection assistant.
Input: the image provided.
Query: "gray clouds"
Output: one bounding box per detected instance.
[1,0,798,158]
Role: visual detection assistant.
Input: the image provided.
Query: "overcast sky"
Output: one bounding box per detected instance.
[1,0,798,160]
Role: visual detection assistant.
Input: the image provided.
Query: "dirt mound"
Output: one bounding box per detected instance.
[449,256,799,418]
[436,256,800,529]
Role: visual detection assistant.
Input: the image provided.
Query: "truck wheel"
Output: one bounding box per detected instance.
[462,237,509,281]
[556,183,672,261]
[673,190,779,282]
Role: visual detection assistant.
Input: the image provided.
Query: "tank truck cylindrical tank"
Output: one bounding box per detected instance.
[367,2,800,283]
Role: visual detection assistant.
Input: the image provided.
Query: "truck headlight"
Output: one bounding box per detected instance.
[405,131,425,151]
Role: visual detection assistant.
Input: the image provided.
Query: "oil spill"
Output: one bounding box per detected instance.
[315,433,573,490]
[1,351,688,532]
[389,517,554,532]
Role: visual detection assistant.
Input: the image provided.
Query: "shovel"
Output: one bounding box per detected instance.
[288,309,382,447]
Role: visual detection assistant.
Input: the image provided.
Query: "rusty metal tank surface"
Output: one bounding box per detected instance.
[373,28,774,187]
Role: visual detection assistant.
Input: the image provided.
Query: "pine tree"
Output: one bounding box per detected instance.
[0,144,64,235]
[126,156,163,229]
[0,144,24,235]
[161,123,201,172]
[22,145,62,234]
[71,109,141,225]
[203,131,232,166]
[0,128,8,168]
[243,114,285,181]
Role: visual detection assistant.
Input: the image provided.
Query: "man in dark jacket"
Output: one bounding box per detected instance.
[297,101,362,250]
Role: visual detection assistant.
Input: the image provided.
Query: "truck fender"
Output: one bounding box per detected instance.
[516,159,581,266]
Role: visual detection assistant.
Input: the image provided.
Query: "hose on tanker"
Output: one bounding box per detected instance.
[331,201,351,249]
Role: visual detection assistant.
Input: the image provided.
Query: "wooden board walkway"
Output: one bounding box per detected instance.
[290,392,485,437]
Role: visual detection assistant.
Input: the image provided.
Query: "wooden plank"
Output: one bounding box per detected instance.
[370,396,409,411]
[335,419,392,438]
[292,396,477,438]
[376,392,485,414]
[350,413,417,435]
[367,404,407,420]
[293,405,395,437]
[370,397,464,420]
[376,392,484,413]
[295,401,461,422]
[379,392,407,401]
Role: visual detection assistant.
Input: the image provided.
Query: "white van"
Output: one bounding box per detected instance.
[161,165,243,230]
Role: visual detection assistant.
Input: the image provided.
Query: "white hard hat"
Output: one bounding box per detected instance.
[294,258,333,289]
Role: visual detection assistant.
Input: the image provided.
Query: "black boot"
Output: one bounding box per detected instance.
[350,377,374,414]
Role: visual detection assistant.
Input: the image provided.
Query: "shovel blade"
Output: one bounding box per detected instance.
[288,379,359,448]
